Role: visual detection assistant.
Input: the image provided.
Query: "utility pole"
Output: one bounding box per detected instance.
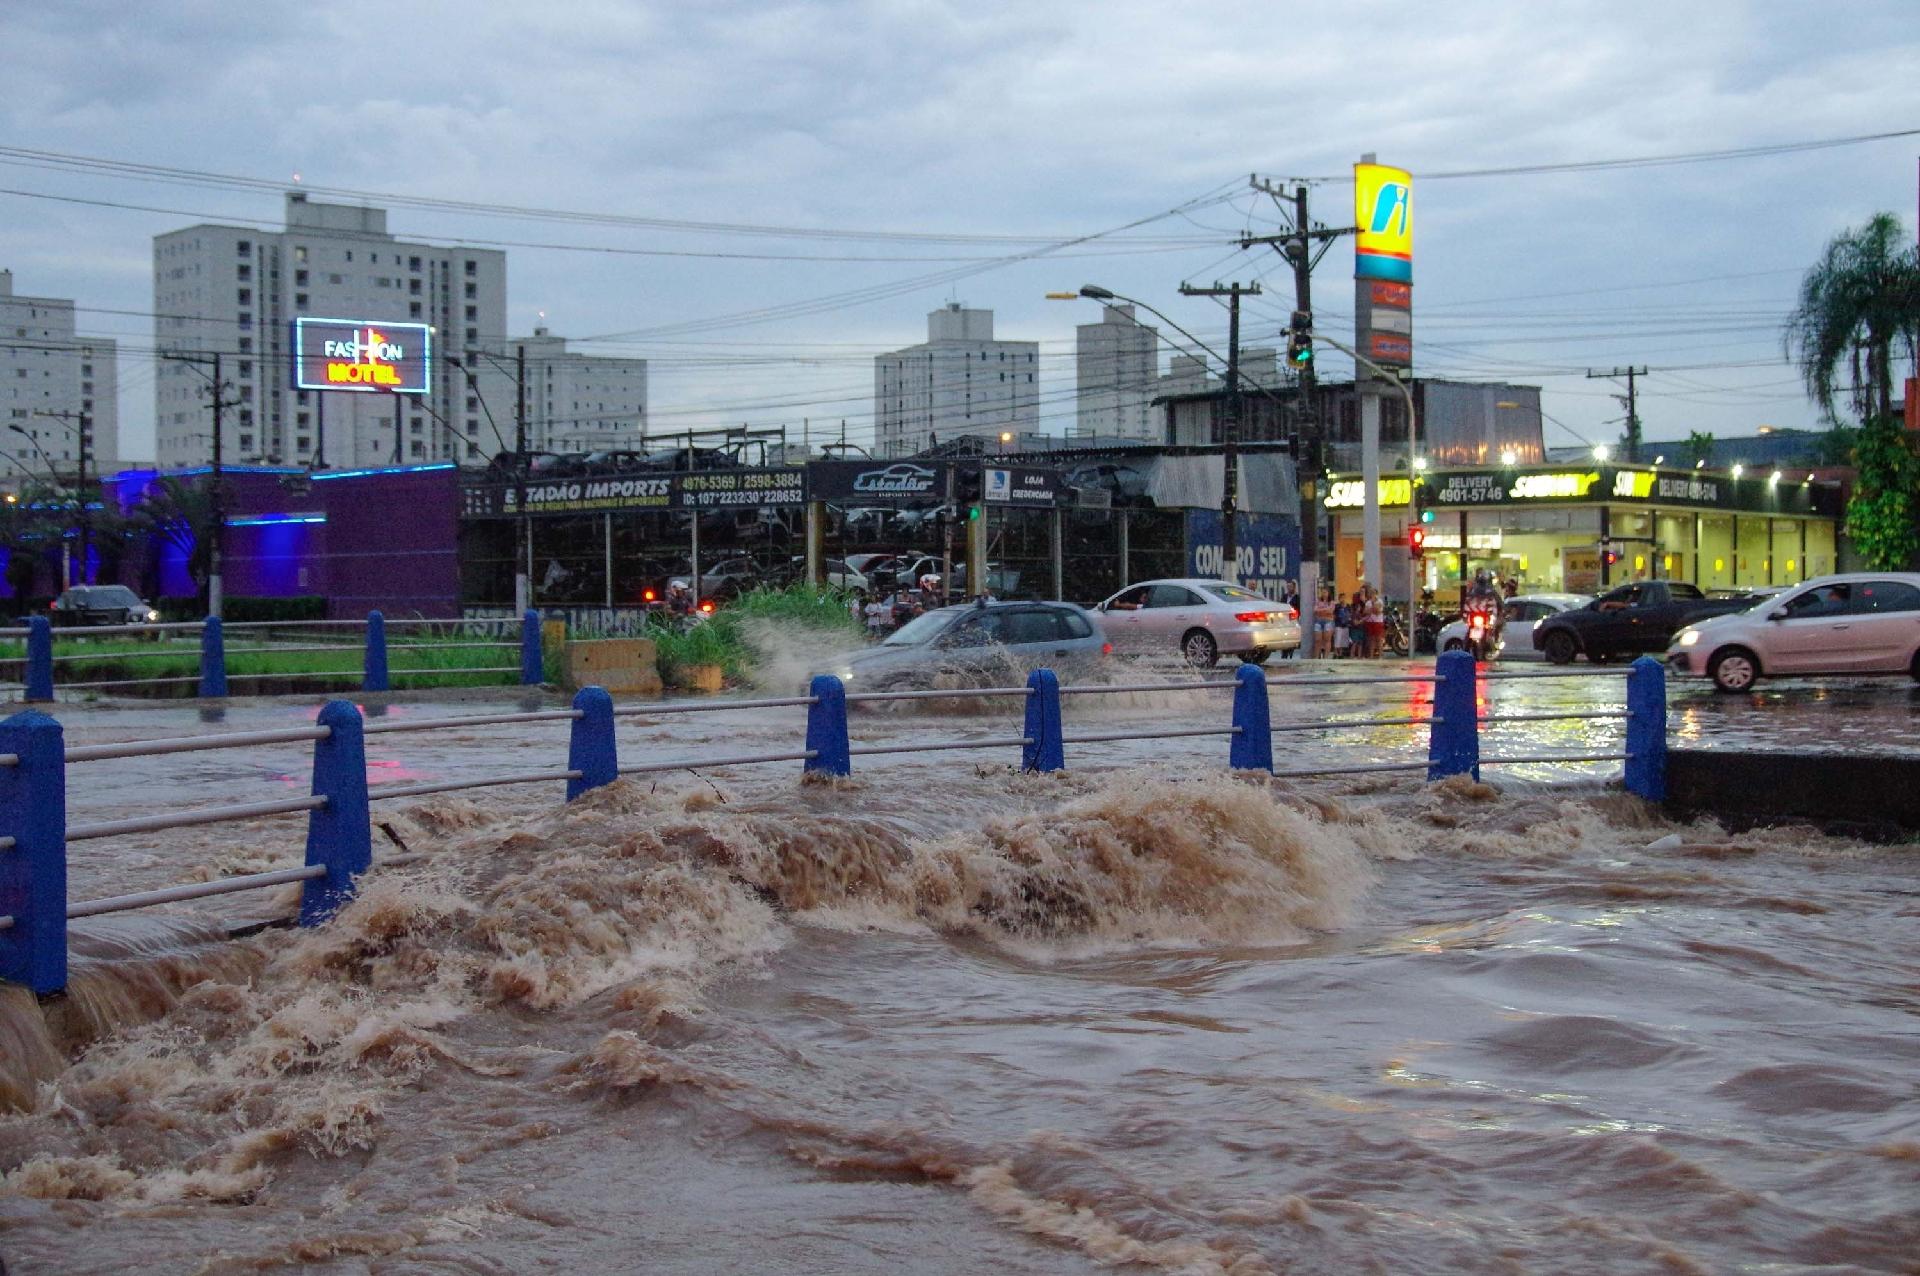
[162,351,240,617]
[1245,179,1355,616]
[1178,281,1261,584]
[1587,366,1647,461]
[515,344,529,613]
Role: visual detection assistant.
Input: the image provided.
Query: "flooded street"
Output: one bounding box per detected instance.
[2,660,1918,1273]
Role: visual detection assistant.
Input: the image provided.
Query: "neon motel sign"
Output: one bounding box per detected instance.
[293,318,432,394]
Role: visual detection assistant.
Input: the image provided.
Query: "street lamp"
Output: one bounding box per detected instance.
[30,411,92,585]
[3,431,75,586]
[1593,443,1611,462]
[1052,285,1257,584]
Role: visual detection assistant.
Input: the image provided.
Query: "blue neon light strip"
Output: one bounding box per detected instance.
[311,462,457,481]
[226,513,327,527]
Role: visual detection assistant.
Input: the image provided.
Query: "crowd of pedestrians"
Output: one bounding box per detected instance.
[850,575,948,638]
[1311,582,1389,659]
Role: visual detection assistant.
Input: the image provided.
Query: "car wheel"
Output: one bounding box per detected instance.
[1708,647,1759,693]
[1542,630,1577,665]
[1442,638,1465,653]
[1239,649,1272,666]
[1181,629,1219,669]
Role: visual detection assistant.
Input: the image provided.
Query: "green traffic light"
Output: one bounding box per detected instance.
[1420,509,1435,524]
[968,505,981,521]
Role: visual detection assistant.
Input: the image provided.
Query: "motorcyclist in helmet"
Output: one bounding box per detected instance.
[1462,568,1504,655]
[666,578,694,617]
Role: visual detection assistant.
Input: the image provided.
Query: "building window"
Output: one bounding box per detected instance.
[295,269,308,286]
[296,412,309,426]
[464,282,476,299]
[237,264,251,281]
[296,436,310,451]
[239,338,252,352]
[237,313,250,326]
[344,250,353,262]
[329,274,342,285]
[238,361,252,377]
[465,327,477,342]
[464,305,477,321]
[409,302,422,317]
[464,260,476,276]
[295,293,308,308]
[294,246,307,263]
[409,279,421,294]
[237,240,250,255]
[409,440,425,458]
[409,256,421,272]
[237,289,251,305]
[239,434,254,450]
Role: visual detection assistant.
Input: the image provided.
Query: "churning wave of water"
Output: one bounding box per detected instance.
[1,763,1916,1274]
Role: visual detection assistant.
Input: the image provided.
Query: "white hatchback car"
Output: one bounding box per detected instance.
[1667,572,1920,692]
[1095,578,1301,667]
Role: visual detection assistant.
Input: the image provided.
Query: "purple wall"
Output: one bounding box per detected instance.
[96,463,459,617]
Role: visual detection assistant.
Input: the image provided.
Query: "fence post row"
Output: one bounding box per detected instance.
[363,610,390,693]
[24,616,52,704]
[520,609,543,686]
[299,700,371,927]
[568,686,617,799]
[1022,669,1064,773]
[1230,662,1274,773]
[199,616,228,699]
[0,710,66,995]
[1427,649,1480,781]
[804,675,850,777]
[1624,656,1668,802]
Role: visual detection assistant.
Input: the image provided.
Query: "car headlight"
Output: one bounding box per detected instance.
[1677,629,1701,647]
[145,609,160,622]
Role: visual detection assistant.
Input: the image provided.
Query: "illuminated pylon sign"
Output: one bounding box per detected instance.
[292,317,432,394]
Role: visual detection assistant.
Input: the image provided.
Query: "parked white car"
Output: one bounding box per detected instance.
[1094,578,1301,667]
[1436,593,1589,661]
[1667,572,1920,692]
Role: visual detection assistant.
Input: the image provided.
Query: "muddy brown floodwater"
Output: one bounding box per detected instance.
[1,672,1917,1274]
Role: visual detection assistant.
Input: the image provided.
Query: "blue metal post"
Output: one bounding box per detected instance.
[1022,668,1064,773]
[300,700,371,927]
[24,615,52,703]
[567,686,617,800]
[362,610,389,693]
[1428,649,1480,781]
[1624,655,1668,802]
[0,710,66,995]
[199,616,228,698]
[520,609,542,685]
[1230,662,1273,772]
[804,675,850,776]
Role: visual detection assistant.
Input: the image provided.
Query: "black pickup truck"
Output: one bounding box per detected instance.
[1532,580,1756,664]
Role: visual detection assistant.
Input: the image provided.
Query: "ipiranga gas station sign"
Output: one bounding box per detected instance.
[292,318,432,393]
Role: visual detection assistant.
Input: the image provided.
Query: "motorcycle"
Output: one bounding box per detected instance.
[1462,599,1501,661]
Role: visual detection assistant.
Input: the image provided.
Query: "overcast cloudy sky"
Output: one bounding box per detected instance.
[4,0,1917,462]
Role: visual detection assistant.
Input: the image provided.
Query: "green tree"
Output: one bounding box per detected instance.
[1844,413,1920,570]
[1682,431,1716,468]
[0,485,61,607]
[128,475,219,606]
[1785,212,1920,423]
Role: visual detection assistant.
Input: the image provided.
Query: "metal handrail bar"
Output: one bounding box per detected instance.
[59,676,205,689]
[1270,760,1433,778]
[384,641,520,651]
[66,864,326,920]
[1271,715,1429,732]
[847,736,1032,756]
[612,694,817,717]
[385,665,520,677]
[32,622,205,638]
[1480,669,1636,679]
[1060,726,1241,744]
[363,708,583,735]
[370,768,582,802]
[382,851,428,869]
[215,617,509,631]
[66,726,332,764]
[1266,674,1442,686]
[214,644,367,656]
[67,795,329,843]
[1480,711,1631,724]
[1479,752,1632,765]
[842,686,1033,703]
[0,628,27,638]
[1058,680,1236,696]
[51,647,206,663]
[619,749,818,774]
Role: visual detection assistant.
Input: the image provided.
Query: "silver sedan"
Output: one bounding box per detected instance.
[1094,578,1302,667]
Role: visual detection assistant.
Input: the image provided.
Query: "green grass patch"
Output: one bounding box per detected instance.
[0,632,526,695]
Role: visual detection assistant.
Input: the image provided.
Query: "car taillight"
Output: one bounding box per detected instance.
[643,589,657,602]
[1234,611,1271,623]
[1101,642,1113,656]
[698,600,715,614]
[1288,606,1299,621]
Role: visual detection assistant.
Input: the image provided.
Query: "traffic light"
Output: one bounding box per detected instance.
[1286,309,1312,367]
[1407,525,1426,559]
[955,465,983,523]
[1411,478,1436,525]
[1602,546,1621,567]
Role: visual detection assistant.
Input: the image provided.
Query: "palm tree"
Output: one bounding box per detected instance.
[1785,212,1920,423]
[127,475,218,608]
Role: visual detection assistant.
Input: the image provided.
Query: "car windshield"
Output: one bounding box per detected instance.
[882,610,954,647]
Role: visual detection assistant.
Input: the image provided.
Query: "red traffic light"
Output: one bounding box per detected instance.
[1407,525,1426,558]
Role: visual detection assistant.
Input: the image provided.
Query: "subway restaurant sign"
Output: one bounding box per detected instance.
[293,317,432,394]
[1327,467,1833,516]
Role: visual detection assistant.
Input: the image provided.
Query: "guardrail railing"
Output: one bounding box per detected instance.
[4,609,545,700]
[0,649,1665,997]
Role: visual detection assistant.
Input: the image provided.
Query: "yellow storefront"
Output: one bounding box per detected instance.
[1326,464,1843,604]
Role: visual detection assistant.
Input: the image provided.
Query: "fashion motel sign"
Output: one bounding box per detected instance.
[292,317,432,394]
